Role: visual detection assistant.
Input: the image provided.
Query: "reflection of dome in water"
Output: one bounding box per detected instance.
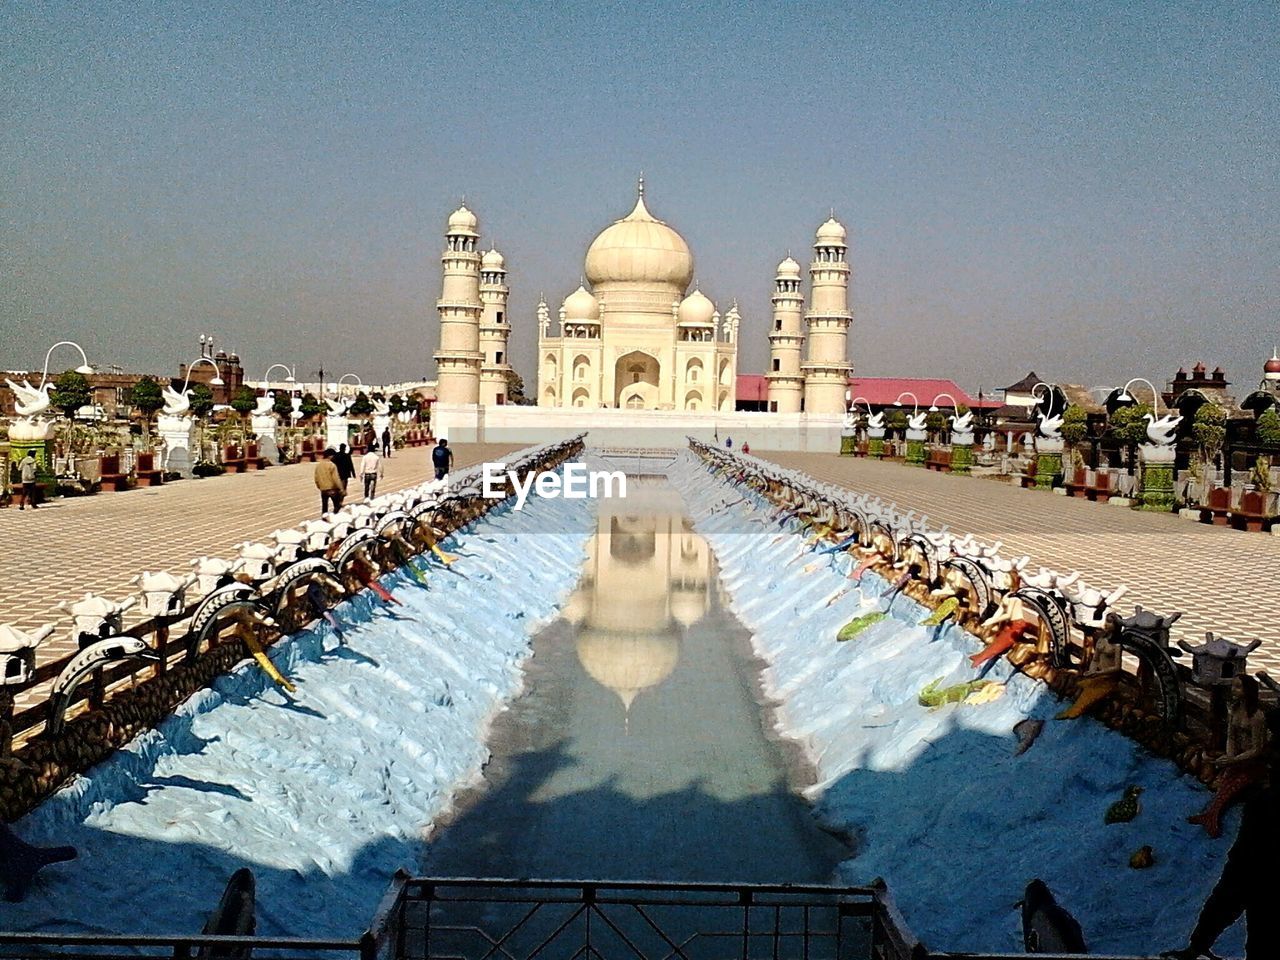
[576,628,679,712]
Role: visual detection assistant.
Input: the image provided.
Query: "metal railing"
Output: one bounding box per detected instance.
[0,931,374,960]
[367,876,920,960]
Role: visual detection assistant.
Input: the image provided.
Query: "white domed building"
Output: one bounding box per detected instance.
[537,180,740,411]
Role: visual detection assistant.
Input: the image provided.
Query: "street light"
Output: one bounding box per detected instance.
[260,363,296,389]
[1116,377,1163,414]
[893,391,919,416]
[36,340,94,388]
[335,373,363,397]
[180,356,224,393]
[929,392,959,412]
[849,395,873,416]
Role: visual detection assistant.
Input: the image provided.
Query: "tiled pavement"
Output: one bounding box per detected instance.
[0,443,520,671]
[759,452,1280,675]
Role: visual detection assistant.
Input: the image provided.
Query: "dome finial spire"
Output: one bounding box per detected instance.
[637,172,644,198]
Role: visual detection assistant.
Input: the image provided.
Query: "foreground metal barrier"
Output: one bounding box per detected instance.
[0,931,375,960]
[367,876,920,960]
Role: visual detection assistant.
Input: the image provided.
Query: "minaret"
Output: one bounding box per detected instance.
[478,246,512,404]
[802,216,853,414]
[767,255,805,413]
[433,204,483,405]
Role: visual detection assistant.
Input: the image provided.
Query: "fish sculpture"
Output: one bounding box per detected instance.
[837,611,886,641]
[1012,718,1044,756]
[1105,785,1143,824]
[1129,845,1155,869]
[920,596,959,627]
[917,676,996,708]
[880,571,911,598]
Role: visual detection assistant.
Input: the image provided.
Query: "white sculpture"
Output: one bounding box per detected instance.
[1144,412,1182,447]
[0,623,55,687]
[129,571,196,616]
[373,399,391,417]
[5,378,51,419]
[325,396,350,416]
[161,384,191,417]
[950,411,974,434]
[866,412,886,432]
[253,394,274,415]
[906,412,929,434]
[1036,411,1063,441]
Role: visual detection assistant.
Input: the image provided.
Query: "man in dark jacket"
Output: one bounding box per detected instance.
[334,443,355,491]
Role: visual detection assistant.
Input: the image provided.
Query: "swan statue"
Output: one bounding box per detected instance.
[5,378,52,419]
[1144,412,1182,447]
[161,384,190,417]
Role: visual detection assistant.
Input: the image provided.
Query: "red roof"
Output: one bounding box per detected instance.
[737,374,769,401]
[735,375,1001,409]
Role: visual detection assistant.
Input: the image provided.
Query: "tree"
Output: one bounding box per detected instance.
[188,383,215,418]
[925,411,948,435]
[404,395,423,422]
[1257,408,1280,446]
[348,391,373,416]
[131,376,165,445]
[1060,404,1089,445]
[270,391,292,418]
[229,385,258,416]
[49,370,91,419]
[1109,403,1152,448]
[387,394,406,416]
[1192,403,1227,465]
[300,392,326,420]
[885,409,908,434]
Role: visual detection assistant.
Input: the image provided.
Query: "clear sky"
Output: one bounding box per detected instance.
[3,1,1277,396]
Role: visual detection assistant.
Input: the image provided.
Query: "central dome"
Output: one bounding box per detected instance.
[584,191,694,291]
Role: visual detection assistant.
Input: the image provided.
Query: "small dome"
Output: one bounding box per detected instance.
[447,204,478,234]
[677,288,715,325]
[563,284,599,320]
[776,256,801,278]
[815,216,847,244]
[1266,353,1280,379]
[481,247,505,269]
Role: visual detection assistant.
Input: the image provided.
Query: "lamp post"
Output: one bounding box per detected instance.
[253,365,294,465]
[326,374,362,450]
[1027,382,1066,491]
[178,356,224,394]
[36,340,94,389]
[1115,376,1178,511]
[840,389,856,455]
[931,392,971,475]
[895,392,926,465]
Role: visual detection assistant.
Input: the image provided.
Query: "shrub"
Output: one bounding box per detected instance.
[192,461,225,478]
[1060,404,1089,445]
[1192,403,1227,462]
[1257,408,1280,446]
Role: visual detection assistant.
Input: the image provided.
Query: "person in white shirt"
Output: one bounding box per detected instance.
[359,449,383,500]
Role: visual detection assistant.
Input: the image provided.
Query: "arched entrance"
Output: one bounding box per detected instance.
[615,351,660,409]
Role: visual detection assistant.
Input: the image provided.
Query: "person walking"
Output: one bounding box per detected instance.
[432,437,454,481]
[381,427,392,458]
[360,447,383,500]
[1164,712,1280,959]
[334,443,355,493]
[314,449,345,514]
[16,452,39,510]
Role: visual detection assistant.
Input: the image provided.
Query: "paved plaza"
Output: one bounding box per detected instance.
[760,452,1280,674]
[0,443,519,669]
